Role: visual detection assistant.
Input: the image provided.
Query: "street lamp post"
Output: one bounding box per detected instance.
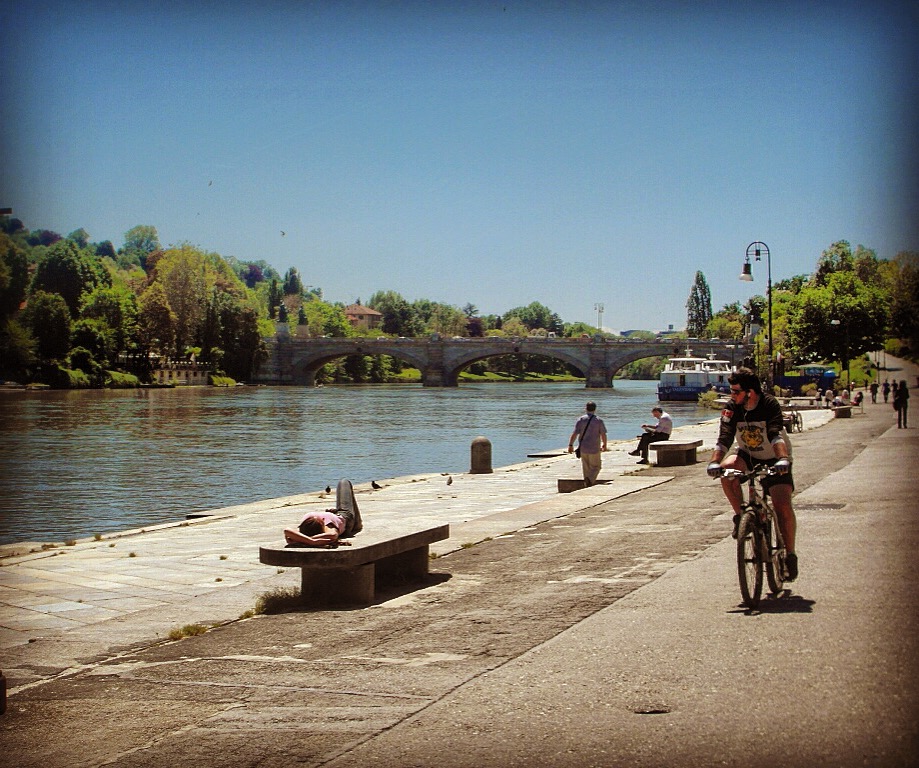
[740,241,772,387]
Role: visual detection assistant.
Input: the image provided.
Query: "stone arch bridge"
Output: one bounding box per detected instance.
[252,331,746,388]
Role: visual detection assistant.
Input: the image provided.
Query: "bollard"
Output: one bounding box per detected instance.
[470,436,493,474]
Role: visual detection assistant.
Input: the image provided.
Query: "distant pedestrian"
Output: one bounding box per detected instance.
[883,379,891,403]
[870,381,878,403]
[893,380,909,428]
[824,388,834,409]
[568,401,608,486]
[629,406,673,464]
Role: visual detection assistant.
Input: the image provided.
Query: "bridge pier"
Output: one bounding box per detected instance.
[586,366,614,388]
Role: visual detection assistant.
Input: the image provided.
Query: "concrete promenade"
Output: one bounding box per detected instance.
[2,365,917,767]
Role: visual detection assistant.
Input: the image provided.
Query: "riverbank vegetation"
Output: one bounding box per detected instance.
[1,216,916,389]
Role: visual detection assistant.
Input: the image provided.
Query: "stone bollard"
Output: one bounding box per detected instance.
[470,436,493,474]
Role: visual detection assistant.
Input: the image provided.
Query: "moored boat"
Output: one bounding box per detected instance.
[657,351,733,401]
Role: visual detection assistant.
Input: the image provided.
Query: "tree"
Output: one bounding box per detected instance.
[30,239,111,316]
[0,233,29,317]
[886,252,919,350]
[368,290,423,337]
[80,285,139,363]
[282,267,304,296]
[67,228,91,248]
[22,290,72,362]
[685,271,712,336]
[123,225,160,260]
[137,282,176,355]
[812,240,855,287]
[788,271,889,368]
[154,244,209,355]
[503,301,556,331]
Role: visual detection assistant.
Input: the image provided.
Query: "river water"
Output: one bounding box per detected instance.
[0,381,710,545]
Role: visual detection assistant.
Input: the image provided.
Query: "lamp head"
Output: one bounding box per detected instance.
[739,261,754,281]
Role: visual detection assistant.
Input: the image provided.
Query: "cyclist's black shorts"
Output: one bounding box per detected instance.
[735,450,795,494]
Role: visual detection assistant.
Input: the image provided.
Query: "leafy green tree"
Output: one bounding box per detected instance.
[22,290,72,362]
[886,252,919,350]
[282,267,304,296]
[80,285,138,363]
[368,290,423,337]
[686,271,712,336]
[30,239,111,316]
[812,240,855,287]
[267,278,282,319]
[0,233,29,316]
[137,282,176,355]
[503,301,556,332]
[67,228,91,248]
[0,318,36,378]
[71,318,114,369]
[154,244,209,355]
[788,271,889,367]
[122,225,160,265]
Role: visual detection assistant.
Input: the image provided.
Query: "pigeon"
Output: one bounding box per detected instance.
[325,486,331,494]
[446,475,453,485]
[371,481,382,490]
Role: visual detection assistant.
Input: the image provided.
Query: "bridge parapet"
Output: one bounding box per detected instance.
[252,335,746,388]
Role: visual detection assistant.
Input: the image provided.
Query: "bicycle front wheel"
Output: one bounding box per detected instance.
[765,516,786,596]
[737,513,763,609]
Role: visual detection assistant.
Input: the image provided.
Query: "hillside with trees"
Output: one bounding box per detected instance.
[1,216,916,389]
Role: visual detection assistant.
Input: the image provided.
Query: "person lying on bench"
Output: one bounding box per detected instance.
[284,478,364,547]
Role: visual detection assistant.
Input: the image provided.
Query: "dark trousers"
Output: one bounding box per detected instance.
[637,431,670,459]
[334,479,364,537]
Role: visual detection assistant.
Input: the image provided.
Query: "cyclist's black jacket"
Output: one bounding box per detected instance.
[715,392,791,461]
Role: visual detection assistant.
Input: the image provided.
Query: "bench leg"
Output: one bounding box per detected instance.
[375,545,430,584]
[655,448,697,467]
[300,564,375,607]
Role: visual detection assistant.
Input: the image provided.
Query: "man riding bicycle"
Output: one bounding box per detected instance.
[706,367,798,581]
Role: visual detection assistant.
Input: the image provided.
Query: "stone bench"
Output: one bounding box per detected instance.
[649,439,703,467]
[832,405,853,418]
[557,478,609,493]
[259,524,449,607]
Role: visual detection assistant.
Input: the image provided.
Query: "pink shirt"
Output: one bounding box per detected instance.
[302,511,344,532]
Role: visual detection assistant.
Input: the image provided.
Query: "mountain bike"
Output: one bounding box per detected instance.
[721,465,788,610]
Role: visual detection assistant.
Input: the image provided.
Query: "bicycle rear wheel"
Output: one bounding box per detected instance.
[736,513,763,609]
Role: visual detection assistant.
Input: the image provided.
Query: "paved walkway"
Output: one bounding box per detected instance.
[2,362,916,767]
[0,409,832,664]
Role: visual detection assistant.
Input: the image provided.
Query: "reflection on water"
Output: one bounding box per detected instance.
[0,382,709,544]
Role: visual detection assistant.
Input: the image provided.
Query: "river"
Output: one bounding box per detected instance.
[0,381,711,545]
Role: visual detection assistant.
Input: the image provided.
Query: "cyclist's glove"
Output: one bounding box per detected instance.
[706,462,722,478]
[774,458,791,474]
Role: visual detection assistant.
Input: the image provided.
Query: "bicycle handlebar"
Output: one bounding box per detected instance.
[719,465,780,481]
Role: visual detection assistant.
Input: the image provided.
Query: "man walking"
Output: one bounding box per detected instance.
[629,406,673,464]
[568,401,608,486]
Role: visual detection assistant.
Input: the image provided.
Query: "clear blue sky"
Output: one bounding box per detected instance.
[2,0,917,332]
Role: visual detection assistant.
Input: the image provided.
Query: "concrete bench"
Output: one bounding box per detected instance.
[832,405,853,418]
[259,524,449,607]
[649,439,703,467]
[557,478,609,493]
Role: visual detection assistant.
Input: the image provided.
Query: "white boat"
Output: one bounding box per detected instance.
[657,351,733,401]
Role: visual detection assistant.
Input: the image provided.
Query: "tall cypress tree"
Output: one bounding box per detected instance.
[686,271,713,336]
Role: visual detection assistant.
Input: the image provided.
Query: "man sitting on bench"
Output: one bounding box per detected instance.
[284,479,364,547]
[629,406,672,465]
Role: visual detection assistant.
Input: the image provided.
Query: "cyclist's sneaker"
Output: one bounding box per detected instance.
[785,552,799,582]
[731,514,740,539]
